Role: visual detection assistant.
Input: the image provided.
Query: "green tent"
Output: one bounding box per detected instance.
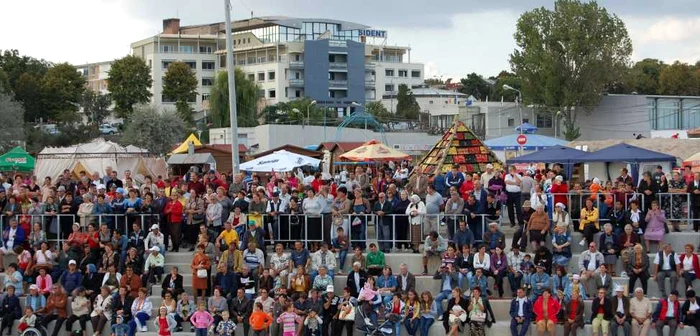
[0,147,35,172]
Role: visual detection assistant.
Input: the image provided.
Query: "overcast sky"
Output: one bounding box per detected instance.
[2,0,699,80]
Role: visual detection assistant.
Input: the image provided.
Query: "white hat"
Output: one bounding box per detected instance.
[326,285,334,293]
[555,175,563,181]
[555,202,566,209]
[29,284,38,290]
[150,246,160,252]
[614,285,624,292]
[150,224,159,230]
[68,260,77,265]
[97,184,106,190]
[486,163,494,169]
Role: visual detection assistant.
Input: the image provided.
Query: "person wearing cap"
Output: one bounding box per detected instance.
[25,284,46,312]
[143,246,165,285]
[145,223,165,256]
[681,289,700,332]
[529,262,551,301]
[59,259,82,295]
[111,186,127,230]
[610,285,631,336]
[322,284,340,336]
[652,289,683,336]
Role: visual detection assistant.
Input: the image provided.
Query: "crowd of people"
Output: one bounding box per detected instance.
[0,160,697,336]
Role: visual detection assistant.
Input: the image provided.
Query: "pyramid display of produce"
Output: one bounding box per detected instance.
[416,121,502,175]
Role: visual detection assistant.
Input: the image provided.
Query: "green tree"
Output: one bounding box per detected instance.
[510,0,632,140]
[365,100,392,129]
[121,105,186,155]
[15,73,44,122]
[82,90,112,125]
[488,71,522,102]
[107,55,153,119]
[0,49,50,92]
[0,50,51,122]
[209,69,260,128]
[0,90,25,151]
[395,84,421,120]
[41,63,85,123]
[0,69,10,95]
[162,61,198,125]
[459,73,490,100]
[630,59,666,95]
[658,61,699,96]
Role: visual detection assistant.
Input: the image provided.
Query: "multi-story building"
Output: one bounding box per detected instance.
[77,61,112,94]
[129,17,424,116]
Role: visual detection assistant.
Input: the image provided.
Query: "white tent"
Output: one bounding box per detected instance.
[240,150,320,172]
[35,138,167,182]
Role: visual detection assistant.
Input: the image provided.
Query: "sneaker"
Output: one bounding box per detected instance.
[579,239,586,246]
[438,316,444,321]
[140,326,148,332]
[190,327,195,332]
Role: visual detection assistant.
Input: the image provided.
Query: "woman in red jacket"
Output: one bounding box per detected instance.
[533,288,561,336]
[680,244,700,291]
[164,191,184,252]
[550,176,568,208]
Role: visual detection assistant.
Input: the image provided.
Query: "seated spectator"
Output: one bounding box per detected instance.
[243,242,265,276]
[258,268,274,294]
[562,290,585,336]
[442,287,468,334]
[490,246,508,298]
[610,285,631,336]
[100,242,120,273]
[129,287,153,334]
[4,263,23,296]
[467,287,489,336]
[654,243,681,298]
[617,224,640,265]
[209,287,229,327]
[350,246,366,270]
[31,241,53,275]
[310,243,336,281]
[269,243,291,276]
[366,243,386,277]
[101,264,122,293]
[682,289,700,332]
[52,243,75,282]
[145,224,165,256]
[0,218,26,272]
[595,264,613,298]
[599,224,619,276]
[112,230,129,264]
[122,247,143,275]
[312,266,333,293]
[25,284,46,312]
[230,288,253,336]
[529,263,551,301]
[377,266,398,305]
[37,284,68,336]
[27,222,47,253]
[579,242,604,292]
[346,261,368,298]
[629,287,652,336]
[507,246,525,297]
[0,285,21,336]
[441,245,459,269]
[533,289,560,336]
[591,288,613,336]
[653,290,682,336]
[566,274,588,300]
[470,268,489,297]
[290,265,311,300]
[553,266,570,298]
[237,265,257,300]
[551,224,572,268]
[121,266,142,299]
[90,286,113,336]
[175,291,196,332]
[18,306,36,334]
[112,286,134,325]
[627,244,650,295]
[509,287,532,336]
[143,246,165,285]
[82,264,103,301]
[434,263,459,321]
[421,231,447,275]
[453,220,475,252]
[483,222,506,253]
[214,264,237,298]
[679,244,700,292]
[579,199,600,247]
[218,244,244,274]
[468,245,491,283]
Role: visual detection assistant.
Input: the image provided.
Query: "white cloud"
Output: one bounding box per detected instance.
[624,15,700,65]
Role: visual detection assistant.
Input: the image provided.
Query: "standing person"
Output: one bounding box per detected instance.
[591,288,613,336]
[687,172,700,232]
[190,302,214,336]
[509,288,533,336]
[154,306,176,336]
[652,290,682,336]
[191,243,212,303]
[610,285,631,336]
[629,288,652,336]
[533,289,560,336]
[373,192,394,253]
[163,191,183,252]
[230,288,253,336]
[250,302,273,336]
[406,195,426,254]
[504,165,523,228]
[424,185,443,235]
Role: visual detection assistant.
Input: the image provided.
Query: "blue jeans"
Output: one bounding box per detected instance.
[434,290,452,316]
[405,317,420,335]
[127,312,150,336]
[458,272,468,288]
[508,272,523,294]
[337,250,348,272]
[510,317,531,336]
[195,328,208,336]
[391,320,402,336]
[378,222,392,251]
[419,317,434,336]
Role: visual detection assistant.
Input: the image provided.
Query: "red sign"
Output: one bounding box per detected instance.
[516,134,527,146]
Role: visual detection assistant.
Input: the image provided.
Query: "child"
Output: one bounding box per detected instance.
[189,302,214,336]
[18,306,36,333]
[331,227,349,274]
[215,310,237,336]
[111,315,130,336]
[276,303,300,336]
[520,254,534,290]
[154,306,176,336]
[303,310,323,336]
[249,302,273,336]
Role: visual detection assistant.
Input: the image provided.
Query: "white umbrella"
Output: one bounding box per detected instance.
[239,150,321,172]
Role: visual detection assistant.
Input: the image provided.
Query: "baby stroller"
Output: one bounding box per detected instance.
[354,299,393,336]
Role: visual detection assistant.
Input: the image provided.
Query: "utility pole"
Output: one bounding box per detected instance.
[224,0,240,174]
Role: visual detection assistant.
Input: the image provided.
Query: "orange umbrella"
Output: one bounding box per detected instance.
[339,139,411,162]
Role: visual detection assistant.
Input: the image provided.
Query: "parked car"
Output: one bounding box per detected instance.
[99,124,119,135]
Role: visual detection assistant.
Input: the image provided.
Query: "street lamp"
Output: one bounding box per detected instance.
[307,100,317,127]
[503,84,523,135]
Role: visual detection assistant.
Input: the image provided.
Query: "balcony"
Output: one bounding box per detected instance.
[329,80,348,88]
[365,62,377,69]
[289,60,304,69]
[289,79,305,87]
[365,78,376,87]
[329,62,347,70]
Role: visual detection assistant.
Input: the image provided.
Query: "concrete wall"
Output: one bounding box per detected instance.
[209,125,441,155]
[574,94,650,140]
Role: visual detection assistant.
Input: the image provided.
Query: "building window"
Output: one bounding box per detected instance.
[258,89,265,98]
[161,95,175,103]
[202,78,214,86]
[179,45,193,53]
[202,61,215,70]
[202,93,210,101]
[507,118,515,127]
[385,84,394,92]
[257,73,265,81]
[429,100,433,104]
[160,45,175,53]
[199,46,214,54]
[523,118,529,123]
[295,90,301,98]
[536,114,552,128]
[162,61,173,69]
[269,89,276,98]
[248,73,254,81]
[268,71,275,80]
[385,69,395,77]
[184,61,196,69]
[411,70,421,78]
[398,70,408,77]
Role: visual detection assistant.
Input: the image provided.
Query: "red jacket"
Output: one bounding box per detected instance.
[533,296,561,323]
[164,200,184,224]
[680,253,700,276]
[550,183,568,207]
[655,298,681,322]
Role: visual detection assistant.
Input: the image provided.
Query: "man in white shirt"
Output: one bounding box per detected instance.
[480,163,495,188]
[578,242,604,294]
[510,287,532,336]
[610,285,630,336]
[310,243,336,281]
[654,243,681,298]
[504,165,523,228]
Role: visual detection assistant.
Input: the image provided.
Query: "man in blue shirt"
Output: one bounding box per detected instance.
[290,241,310,271]
[445,164,465,192]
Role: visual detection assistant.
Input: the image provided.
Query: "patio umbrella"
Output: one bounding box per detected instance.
[0,147,35,172]
[339,139,411,162]
[239,150,320,172]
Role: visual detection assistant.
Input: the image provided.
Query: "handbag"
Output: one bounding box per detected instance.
[351,217,362,227]
[469,310,486,322]
[196,269,207,278]
[289,215,300,226]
